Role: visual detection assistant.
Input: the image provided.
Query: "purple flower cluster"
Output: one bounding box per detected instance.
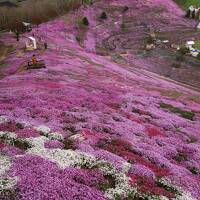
[8,155,107,200]
[44,140,64,149]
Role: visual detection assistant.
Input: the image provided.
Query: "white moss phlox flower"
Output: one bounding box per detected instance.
[25,136,49,149]
[0,131,18,145]
[175,191,197,200]
[0,116,8,124]
[36,125,51,135]
[158,178,197,200]
[48,132,64,141]
[24,134,133,199]
[0,131,17,140]
[0,177,18,191]
[0,154,12,176]
[104,171,133,199]
[121,161,131,173]
[69,134,85,142]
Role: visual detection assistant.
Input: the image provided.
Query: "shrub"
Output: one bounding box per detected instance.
[156,179,181,195]
[171,63,180,68]
[98,174,116,191]
[188,166,200,175]
[179,46,189,55]
[146,36,154,44]
[187,136,198,143]
[12,139,31,151]
[82,17,89,26]
[197,53,200,61]
[8,20,24,41]
[122,6,129,13]
[63,138,76,150]
[100,11,107,20]
[77,16,89,27]
[121,22,126,30]
[174,153,188,162]
[175,54,185,62]
[76,35,81,43]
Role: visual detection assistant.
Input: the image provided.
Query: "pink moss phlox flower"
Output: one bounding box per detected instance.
[16,128,40,138]
[9,155,108,200]
[44,140,64,149]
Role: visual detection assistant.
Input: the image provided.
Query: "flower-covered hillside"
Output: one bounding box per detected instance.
[0,0,200,199]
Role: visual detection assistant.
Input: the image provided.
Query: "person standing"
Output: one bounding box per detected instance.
[31,55,37,65]
[44,42,47,49]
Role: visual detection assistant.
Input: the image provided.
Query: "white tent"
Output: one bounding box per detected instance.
[22,22,31,27]
[186,41,195,46]
[25,37,37,50]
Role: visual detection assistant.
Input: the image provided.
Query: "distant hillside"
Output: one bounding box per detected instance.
[0,0,27,6]
[0,0,17,6]
[175,0,200,9]
[0,0,93,30]
[0,0,25,2]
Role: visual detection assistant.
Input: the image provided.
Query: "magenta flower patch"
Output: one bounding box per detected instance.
[8,155,107,200]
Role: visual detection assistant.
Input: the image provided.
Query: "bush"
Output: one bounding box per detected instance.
[146,36,154,44]
[76,36,81,43]
[197,53,200,61]
[171,63,181,68]
[122,6,129,13]
[100,12,107,20]
[174,153,188,162]
[82,17,89,26]
[175,54,185,62]
[120,23,126,30]
[179,46,189,55]
[188,166,200,175]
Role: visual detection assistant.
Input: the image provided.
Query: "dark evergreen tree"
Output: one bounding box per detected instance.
[82,17,89,26]
[185,9,191,18]
[100,12,107,20]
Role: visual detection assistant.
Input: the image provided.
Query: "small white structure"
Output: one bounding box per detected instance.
[191,51,199,57]
[22,22,31,27]
[22,22,32,31]
[162,40,169,43]
[25,37,37,51]
[186,41,195,48]
[185,41,199,57]
[171,43,180,50]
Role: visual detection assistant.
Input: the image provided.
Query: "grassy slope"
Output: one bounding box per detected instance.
[0,0,18,3]
[174,0,200,9]
[0,0,23,2]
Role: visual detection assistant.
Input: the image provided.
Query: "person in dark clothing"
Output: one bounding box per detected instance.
[44,42,47,49]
